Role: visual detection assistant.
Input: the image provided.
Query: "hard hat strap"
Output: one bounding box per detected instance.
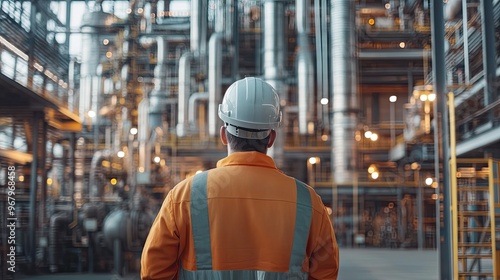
[225,124,271,140]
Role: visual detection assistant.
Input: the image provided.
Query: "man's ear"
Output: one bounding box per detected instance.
[220,126,228,145]
[267,130,277,148]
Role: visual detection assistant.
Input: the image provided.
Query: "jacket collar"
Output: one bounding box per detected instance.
[216,151,278,169]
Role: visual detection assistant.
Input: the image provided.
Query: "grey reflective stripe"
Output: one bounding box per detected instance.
[191,171,212,269]
[179,269,308,280]
[188,175,312,277]
[289,179,312,272]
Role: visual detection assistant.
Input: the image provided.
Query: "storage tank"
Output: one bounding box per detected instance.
[79,3,123,122]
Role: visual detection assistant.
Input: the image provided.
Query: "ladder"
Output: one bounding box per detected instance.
[453,158,500,279]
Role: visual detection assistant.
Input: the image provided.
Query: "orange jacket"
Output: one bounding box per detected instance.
[141,151,339,279]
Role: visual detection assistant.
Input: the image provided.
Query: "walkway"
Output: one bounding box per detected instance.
[14,248,439,280]
[338,248,438,280]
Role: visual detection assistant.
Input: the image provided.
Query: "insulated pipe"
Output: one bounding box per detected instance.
[263,1,286,84]
[149,37,169,128]
[331,0,358,185]
[103,208,128,275]
[89,149,113,198]
[296,0,315,135]
[188,92,209,130]
[208,33,223,137]
[263,0,286,164]
[208,0,230,137]
[190,0,207,57]
[48,213,69,273]
[176,52,192,137]
[138,97,150,178]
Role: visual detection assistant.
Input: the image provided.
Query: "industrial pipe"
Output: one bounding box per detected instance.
[48,213,69,273]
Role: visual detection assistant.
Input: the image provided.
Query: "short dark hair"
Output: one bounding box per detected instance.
[225,129,271,154]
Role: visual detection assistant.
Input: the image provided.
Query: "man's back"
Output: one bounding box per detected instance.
[141,152,339,279]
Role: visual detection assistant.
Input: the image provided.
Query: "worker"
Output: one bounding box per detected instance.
[141,77,339,279]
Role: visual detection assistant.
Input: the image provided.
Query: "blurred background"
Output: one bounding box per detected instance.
[0,0,499,278]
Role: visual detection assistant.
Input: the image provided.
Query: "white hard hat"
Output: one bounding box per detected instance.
[218,77,282,139]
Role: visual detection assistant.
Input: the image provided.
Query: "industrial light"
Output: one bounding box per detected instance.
[399,42,406,48]
[110,178,117,185]
[117,151,125,158]
[320,98,329,105]
[308,157,318,165]
[367,164,376,174]
[153,156,161,163]
[130,127,138,135]
[87,110,96,118]
[389,95,397,103]
[370,133,378,141]
[371,171,379,180]
[428,93,436,101]
[425,177,433,186]
[364,131,372,138]
[420,94,428,101]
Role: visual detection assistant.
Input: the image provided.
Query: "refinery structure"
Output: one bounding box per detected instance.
[0,0,500,278]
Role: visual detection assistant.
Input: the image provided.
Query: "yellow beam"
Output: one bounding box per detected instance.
[449,92,459,279]
[45,108,82,132]
[46,118,82,132]
[0,149,32,164]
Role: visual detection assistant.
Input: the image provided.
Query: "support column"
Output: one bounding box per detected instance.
[28,112,40,271]
[431,0,453,278]
[38,121,47,231]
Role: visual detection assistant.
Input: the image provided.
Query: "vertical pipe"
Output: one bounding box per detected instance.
[149,37,169,129]
[263,0,286,166]
[190,0,207,74]
[330,0,358,185]
[321,0,329,128]
[314,0,324,124]
[177,52,192,137]
[208,33,223,137]
[65,0,72,52]
[296,0,315,135]
[40,120,47,235]
[69,132,76,219]
[417,171,424,250]
[461,0,470,84]
[231,0,239,81]
[431,0,452,278]
[208,0,226,137]
[29,112,40,271]
[480,0,496,106]
[113,239,122,276]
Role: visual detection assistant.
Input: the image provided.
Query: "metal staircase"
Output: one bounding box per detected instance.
[453,158,500,279]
